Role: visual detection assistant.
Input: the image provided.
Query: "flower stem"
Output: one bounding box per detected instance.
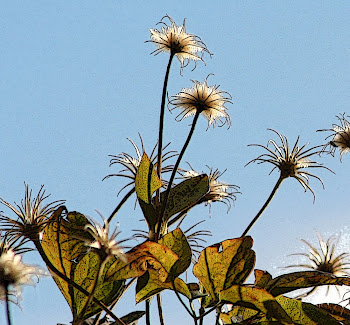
[156,293,165,325]
[146,299,151,325]
[157,53,174,179]
[107,188,135,224]
[157,111,200,239]
[5,284,12,325]
[241,175,284,237]
[171,277,197,322]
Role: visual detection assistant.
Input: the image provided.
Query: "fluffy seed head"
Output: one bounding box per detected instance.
[104,137,176,194]
[318,113,350,161]
[0,184,65,241]
[169,77,232,128]
[147,15,211,73]
[179,164,240,211]
[84,216,129,262]
[286,232,350,297]
[246,129,332,201]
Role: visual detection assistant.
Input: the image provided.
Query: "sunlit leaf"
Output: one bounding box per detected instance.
[105,241,179,282]
[219,286,293,324]
[193,236,255,307]
[135,269,191,303]
[155,174,209,222]
[265,271,350,296]
[41,209,93,309]
[158,228,191,277]
[275,295,340,325]
[135,152,162,204]
[73,252,125,320]
[41,209,125,321]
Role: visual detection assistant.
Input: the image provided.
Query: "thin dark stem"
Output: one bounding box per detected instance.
[156,293,165,325]
[157,111,201,239]
[157,53,175,179]
[5,284,12,325]
[241,175,284,237]
[171,278,197,320]
[215,307,221,325]
[146,299,151,325]
[33,240,125,325]
[107,188,135,224]
[196,304,220,320]
[199,307,205,325]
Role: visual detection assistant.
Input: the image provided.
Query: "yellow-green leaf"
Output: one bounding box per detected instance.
[158,228,191,277]
[135,152,162,204]
[155,174,210,222]
[275,295,340,325]
[193,236,255,307]
[105,241,179,282]
[41,209,124,321]
[135,269,191,303]
[41,209,93,310]
[219,286,293,325]
[73,252,124,320]
[265,271,350,296]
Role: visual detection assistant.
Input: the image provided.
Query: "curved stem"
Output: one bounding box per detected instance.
[157,53,175,179]
[79,258,108,321]
[241,175,284,237]
[171,277,197,321]
[156,293,165,325]
[157,111,200,239]
[146,299,151,325]
[33,240,125,325]
[107,188,135,224]
[5,284,12,325]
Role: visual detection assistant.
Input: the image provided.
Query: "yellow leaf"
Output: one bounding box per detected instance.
[135,152,162,203]
[105,241,179,282]
[193,236,255,307]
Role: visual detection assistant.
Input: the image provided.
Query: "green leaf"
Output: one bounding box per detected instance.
[219,286,293,325]
[41,210,125,321]
[72,252,125,320]
[156,174,209,222]
[105,241,179,282]
[158,228,191,277]
[275,295,341,325]
[135,152,162,204]
[265,271,350,296]
[41,209,93,310]
[135,269,191,303]
[193,236,256,307]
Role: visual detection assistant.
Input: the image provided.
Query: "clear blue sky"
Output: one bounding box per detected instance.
[1,1,349,324]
